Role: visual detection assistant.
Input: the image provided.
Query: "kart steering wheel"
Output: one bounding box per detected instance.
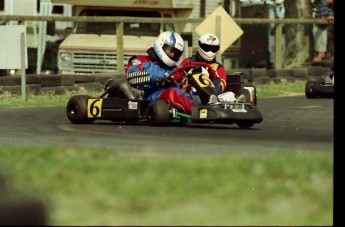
[168,62,216,90]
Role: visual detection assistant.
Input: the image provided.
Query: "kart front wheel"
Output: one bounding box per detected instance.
[237,122,254,128]
[148,100,171,126]
[305,80,317,99]
[66,95,95,124]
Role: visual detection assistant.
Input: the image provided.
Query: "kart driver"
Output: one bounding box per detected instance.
[179,33,227,95]
[124,31,217,114]
[179,33,246,102]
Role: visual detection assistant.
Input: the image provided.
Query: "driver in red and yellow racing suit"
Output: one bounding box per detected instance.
[179,33,227,96]
[125,31,199,114]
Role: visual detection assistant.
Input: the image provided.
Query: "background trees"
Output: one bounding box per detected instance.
[231,0,333,68]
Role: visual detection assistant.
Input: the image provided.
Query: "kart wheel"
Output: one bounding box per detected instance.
[148,100,171,126]
[305,80,317,99]
[66,95,95,124]
[237,122,254,128]
[179,117,189,125]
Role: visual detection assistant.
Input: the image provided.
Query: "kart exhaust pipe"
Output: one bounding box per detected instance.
[101,79,136,99]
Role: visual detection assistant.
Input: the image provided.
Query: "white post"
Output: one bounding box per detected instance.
[37,0,52,74]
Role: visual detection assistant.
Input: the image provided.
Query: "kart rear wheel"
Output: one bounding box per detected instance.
[66,95,95,124]
[305,80,317,99]
[148,100,171,126]
[237,122,254,128]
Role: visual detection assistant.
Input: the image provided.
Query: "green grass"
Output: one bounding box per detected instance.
[0,90,101,108]
[0,80,332,225]
[0,80,306,108]
[0,145,333,226]
[256,79,305,98]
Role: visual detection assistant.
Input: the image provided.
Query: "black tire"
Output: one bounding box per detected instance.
[305,80,317,99]
[148,100,171,126]
[237,122,255,128]
[66,95,95,124]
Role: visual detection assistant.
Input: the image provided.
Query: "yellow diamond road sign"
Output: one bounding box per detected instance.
[195,6,244,54]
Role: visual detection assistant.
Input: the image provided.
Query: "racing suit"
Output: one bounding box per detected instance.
[125,47,196,114]
[179,52,227,95]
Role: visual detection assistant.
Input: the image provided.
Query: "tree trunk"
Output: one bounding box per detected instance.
[284,0,312,68]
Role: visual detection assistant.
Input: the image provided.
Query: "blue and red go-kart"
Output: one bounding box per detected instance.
[66,62,263,128]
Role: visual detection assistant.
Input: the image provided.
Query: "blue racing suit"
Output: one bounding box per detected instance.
[125,52,196,114]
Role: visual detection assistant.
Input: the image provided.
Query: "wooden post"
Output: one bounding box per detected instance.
[216,15,222,63]
[116,22,125,75]
[274,22,283,70]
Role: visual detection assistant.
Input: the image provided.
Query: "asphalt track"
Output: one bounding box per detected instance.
[0,95,334,153]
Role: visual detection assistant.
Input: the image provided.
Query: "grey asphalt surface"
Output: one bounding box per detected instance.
[0,95,334,153]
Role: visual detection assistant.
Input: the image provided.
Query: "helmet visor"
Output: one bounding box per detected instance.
[163,44,183,62]
[199,41,220,53]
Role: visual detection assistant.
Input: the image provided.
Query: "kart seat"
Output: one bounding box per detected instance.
[225,72,244,96]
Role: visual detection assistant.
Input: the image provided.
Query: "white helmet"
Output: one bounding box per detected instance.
[153,31,184,67]
[198,33,220,61]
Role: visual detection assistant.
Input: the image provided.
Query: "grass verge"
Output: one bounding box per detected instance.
[0,145,333,226]
[0,80,306,108]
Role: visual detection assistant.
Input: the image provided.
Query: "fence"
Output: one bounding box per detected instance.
[0,15,333,75]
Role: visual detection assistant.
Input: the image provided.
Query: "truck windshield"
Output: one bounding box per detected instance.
[74,10,161,36]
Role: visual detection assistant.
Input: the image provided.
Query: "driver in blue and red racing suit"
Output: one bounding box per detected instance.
[125,31,217,114]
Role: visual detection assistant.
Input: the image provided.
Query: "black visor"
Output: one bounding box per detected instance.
[199,41,220,53]
[162,44,183,61]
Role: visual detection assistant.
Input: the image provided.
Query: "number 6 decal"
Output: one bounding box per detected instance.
[87,99,103,118]
[192,74,215,88]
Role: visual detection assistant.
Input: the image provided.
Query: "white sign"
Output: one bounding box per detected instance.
[195,6,244,54]
[0,25,28,69]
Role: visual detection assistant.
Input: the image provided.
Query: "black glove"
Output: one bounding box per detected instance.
[193,64,202,73]
[153,77,171,88]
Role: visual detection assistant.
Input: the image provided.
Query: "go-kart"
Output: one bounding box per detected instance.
[305,68,334,99]
[66,62,263,128]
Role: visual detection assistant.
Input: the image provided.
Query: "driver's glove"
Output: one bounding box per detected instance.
[153,77,172,88]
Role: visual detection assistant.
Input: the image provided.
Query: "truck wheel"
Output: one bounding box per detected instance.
[66,95,95,124]
[148,100,171,126]
[305,80,316,99]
